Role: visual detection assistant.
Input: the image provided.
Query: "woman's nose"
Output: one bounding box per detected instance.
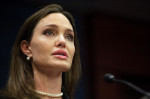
[55,35,66,48]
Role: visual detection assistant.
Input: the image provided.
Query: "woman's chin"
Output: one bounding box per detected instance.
[55,64,71,72]
[49,61,72,71]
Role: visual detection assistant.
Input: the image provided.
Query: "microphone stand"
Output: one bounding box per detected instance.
[113,79,150,99]
[104,73,150,99]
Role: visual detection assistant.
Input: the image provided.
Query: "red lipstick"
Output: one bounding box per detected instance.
[52,50,68,60]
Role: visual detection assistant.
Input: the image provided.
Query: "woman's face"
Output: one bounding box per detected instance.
[29,13,75,72]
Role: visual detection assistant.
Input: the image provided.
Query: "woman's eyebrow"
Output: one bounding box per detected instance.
[65,29,74,35]
[42,24,74,34]
[43,24,59,29]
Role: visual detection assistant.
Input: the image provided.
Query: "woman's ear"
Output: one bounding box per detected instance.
[21,40,32,57]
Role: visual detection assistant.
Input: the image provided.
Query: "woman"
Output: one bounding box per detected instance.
[1,4,81,99]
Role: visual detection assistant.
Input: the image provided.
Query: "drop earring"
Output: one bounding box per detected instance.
[27,56,30,60]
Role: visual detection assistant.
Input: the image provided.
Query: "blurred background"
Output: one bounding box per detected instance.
[0,0,150,99]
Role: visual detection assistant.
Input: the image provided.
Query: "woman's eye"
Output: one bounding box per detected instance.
[43,30,54,36]
[66,34,74,41]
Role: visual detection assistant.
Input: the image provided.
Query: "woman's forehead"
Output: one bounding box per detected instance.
[36,13,73,30]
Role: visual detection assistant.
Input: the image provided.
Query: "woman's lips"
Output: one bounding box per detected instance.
[52,50,68,60]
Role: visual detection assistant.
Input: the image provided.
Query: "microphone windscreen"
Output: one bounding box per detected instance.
[103,73,115,83]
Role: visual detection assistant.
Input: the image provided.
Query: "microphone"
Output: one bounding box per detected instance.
[103,73,150,99]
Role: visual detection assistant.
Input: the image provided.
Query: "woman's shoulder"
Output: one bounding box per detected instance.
[0,94,10,99]
[0,94,8,99]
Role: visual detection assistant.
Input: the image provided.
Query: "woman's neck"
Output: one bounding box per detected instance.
[33,66,62,95]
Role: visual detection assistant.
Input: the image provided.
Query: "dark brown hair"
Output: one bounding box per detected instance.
[1,4,81,99]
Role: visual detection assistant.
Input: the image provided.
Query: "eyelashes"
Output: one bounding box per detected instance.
[65,34,74,41]
[43,29,74,41]
[43,29,55,36]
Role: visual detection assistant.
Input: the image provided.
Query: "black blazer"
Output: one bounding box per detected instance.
[63,92,70,99]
